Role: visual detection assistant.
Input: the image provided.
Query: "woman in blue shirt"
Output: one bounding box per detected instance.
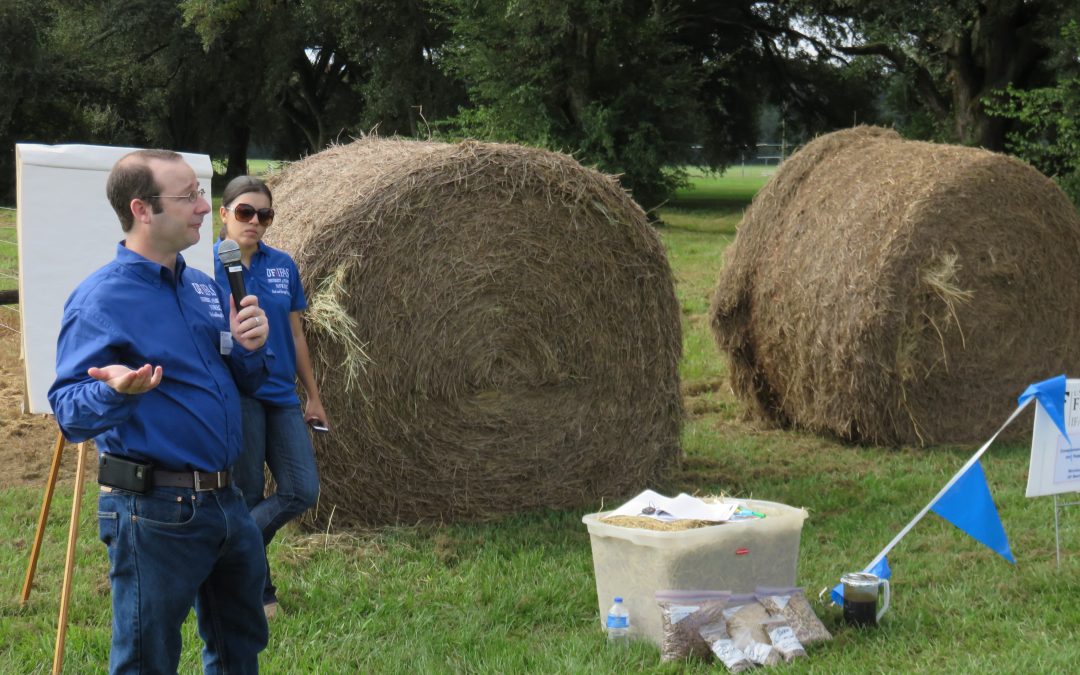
[214,175,326,618]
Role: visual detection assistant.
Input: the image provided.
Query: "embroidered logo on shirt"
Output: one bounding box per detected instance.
[190,282,225,319]
[265,268,292,296]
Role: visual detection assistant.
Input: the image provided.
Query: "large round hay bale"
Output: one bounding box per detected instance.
[263,138,682,525]
[711,126,1080,445]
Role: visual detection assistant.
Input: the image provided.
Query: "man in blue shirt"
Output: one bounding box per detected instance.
[49,149,274,674]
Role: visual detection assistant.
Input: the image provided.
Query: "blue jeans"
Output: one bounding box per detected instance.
[234,397,320,600]
[97,484,268,674]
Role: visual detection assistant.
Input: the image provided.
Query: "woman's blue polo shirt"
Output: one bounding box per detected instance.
[214,240,307,406]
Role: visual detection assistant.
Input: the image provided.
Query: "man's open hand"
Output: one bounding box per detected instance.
[88,363,163,394]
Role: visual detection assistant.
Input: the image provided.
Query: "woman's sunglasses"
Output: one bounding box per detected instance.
[226,203,275,226]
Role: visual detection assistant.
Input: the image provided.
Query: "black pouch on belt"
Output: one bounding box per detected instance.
[98,453,152,494]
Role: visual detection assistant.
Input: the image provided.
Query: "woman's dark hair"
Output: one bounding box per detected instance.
[222,175,272,208]
[219,175,273,239]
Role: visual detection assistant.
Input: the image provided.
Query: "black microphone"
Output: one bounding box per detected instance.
[217,239,247,308]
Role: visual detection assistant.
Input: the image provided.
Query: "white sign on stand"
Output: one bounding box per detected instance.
[15,144,216,415]
[1026,377,1080,566]
[1026,378,1080,497]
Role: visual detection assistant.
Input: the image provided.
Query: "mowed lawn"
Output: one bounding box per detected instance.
[0,209,16,291]
[3,168,1080,672]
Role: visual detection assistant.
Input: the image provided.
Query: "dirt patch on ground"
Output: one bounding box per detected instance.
[0,309,78,489]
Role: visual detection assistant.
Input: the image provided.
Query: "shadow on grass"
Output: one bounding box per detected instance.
[656,204,744,236]
[654,186,754,236]
[665,194,755,212]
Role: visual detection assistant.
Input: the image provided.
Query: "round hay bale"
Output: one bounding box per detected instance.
[263,138,682,525]
[711,126,1080,445]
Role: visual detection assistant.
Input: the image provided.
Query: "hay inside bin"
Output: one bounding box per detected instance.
[264,138,683,525]
[711,126,1080,445]
[600,516,719,531]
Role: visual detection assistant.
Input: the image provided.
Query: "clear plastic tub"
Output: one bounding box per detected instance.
[582,498,808,646]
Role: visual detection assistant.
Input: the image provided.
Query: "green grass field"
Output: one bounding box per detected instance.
[212,159,285,185]
[671,166,775,209]
[4,170,1080,672]
[0,209,16,291]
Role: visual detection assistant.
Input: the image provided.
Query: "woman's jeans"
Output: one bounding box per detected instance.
[233,397,320,601]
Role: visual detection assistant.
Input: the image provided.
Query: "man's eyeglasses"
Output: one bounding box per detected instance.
[225,203,275,226]
[151,188,206,203]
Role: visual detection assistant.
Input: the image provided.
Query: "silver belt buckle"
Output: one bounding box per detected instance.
[194,468,227,490]
[193,471,214,491]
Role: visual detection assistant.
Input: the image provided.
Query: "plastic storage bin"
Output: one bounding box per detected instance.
[582,498,808,646]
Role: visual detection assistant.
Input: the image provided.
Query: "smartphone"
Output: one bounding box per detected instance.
[308,420,329,433]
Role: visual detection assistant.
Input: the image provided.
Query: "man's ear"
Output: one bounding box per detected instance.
[130,198,153,225]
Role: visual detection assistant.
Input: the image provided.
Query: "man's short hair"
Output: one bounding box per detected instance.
[106,149,183,232]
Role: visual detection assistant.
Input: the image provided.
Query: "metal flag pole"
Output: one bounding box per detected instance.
[861,398,1032,574]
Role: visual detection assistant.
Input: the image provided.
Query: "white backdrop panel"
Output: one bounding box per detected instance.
[16,143,216,414]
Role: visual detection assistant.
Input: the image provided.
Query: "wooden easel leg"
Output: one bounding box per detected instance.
[53,441,88,675]
[20,430,67,606]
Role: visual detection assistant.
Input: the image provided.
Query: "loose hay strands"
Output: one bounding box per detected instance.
[265,138,682,525]
[304,262,371,394]
[710,126,1080,445]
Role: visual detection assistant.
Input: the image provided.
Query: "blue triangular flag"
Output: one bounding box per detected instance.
[830,556,892,606]
[868,556,892,581]
[930,460,1015,564]
[830,582,841,606]
[1018,374,1070,445]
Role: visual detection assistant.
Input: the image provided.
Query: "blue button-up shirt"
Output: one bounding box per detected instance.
[213,240,306,406]
[48,244,273,471]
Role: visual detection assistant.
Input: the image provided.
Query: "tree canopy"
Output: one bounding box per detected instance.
[784,0,1080,148]
[3,0,1080,207]
[986,21,1080,205]
[435,0,771,207]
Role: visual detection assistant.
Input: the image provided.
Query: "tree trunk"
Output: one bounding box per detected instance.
[563,23,596,130]
[944,0,1045,149]
[835,0,1049,150]
[225,121,249,179]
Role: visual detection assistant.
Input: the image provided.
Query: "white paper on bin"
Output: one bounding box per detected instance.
[608,489,738,522]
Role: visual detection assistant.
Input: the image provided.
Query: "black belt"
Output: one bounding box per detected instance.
[153,469,231,491]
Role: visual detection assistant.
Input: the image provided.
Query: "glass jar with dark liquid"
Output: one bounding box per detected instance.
[841,572,890,626]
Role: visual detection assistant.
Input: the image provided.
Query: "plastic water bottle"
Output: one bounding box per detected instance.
[606,596,630,644]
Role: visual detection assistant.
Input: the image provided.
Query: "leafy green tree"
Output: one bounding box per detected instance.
[181,0,308,176]
[434,0,769,209]
[181,0,462,167]
[2,0,233,176]
[987,22,1080,205]
[73,0,221,151]
[708,2,887,145]
[327,0,465,138]
[783,0,1080,149]
[0,1,106,203]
